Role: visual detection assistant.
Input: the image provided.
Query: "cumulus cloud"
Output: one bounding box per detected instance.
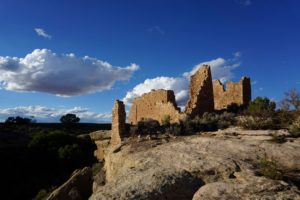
[0,106,111,123]
[183,53,240,83]
[123,77,189,106]
[123,54,241,107]
[34,28,52,39]
[0,49,139,96]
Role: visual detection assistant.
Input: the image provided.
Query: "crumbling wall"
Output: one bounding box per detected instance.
[184,65,214,117]
[128,89,184,125]
[213,77,251,110]
[111,100,126,145]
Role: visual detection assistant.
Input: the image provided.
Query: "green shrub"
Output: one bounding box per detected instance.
[238,116,275,130]
[161,115,171,126]
[165,124,183,136]
[270,134,287,144]
[275,110,297,128]
[129,125,138,137]
[246,97,276,117]
[289,116,300,137]
[58,144,83,162]
[259,156,283,180]
[181,112,236,134]
[137,118,161,135]
[226,103,246,114]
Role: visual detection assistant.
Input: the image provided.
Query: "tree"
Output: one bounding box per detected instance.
[4,116,34,124]
[60,114,80,124]
[246,97,276,117]
[280,88,300,111]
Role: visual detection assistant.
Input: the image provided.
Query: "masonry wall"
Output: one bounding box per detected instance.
[184,65,214,117]
[128,89,184,125]
[213,77,251,110]
[111,100,126,145]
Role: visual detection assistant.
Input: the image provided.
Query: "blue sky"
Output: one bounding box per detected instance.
[0,0,299,122]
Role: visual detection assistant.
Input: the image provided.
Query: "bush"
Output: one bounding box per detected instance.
[165,124,183,136]
[226,103,246,114]
[275,110,297,128]
[259,156,283,180]
[238,116,275,130]
[58,144,83,162]
[246,97,276,117]
[28,130,96,173]
[181,112,236,134]
[270,134,287,144]
[289,116,300,137]
[136,118,161,135]
[161,115,171,126]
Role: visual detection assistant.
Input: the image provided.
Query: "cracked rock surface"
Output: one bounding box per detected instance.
[90,128,300,200]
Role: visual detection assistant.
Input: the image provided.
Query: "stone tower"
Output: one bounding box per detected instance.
[111,100,126,146]
[213,77,251,110]
[184,65,214,117]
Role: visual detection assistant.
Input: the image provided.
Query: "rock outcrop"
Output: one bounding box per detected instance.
[110,100,126,146]
[90,128,300,200]
[213,77,251,110]
[185,65,214,117]
[128,89,184,125]
[48,167,93,200]
[89,130,111,161]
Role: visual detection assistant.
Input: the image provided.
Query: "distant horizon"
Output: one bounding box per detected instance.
[0,0,299,122]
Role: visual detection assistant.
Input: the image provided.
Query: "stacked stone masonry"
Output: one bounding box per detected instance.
[213,77,251,110]
[127,65,251,125]
[111,100,126,145]
[128,89,185,125]
[184,65,214,117]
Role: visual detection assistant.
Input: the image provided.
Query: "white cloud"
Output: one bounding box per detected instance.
[123,54,241,107]
[123,77,188,106]
[0,106,111,123]
[184,54,240,83]
[0,49,139,96]
[237,0,252,6]
[34,28,52,39]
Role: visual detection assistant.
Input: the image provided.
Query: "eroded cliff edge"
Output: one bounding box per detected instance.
[90,128,300,200]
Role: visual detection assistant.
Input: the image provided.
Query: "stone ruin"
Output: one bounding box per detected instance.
[110,65,251,142]
[110,100,126,146]
[185,65,214,117]
[128,89,184,125]
[213,77,251,110]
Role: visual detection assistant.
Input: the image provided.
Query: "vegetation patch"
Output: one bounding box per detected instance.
[259,156,283,180]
